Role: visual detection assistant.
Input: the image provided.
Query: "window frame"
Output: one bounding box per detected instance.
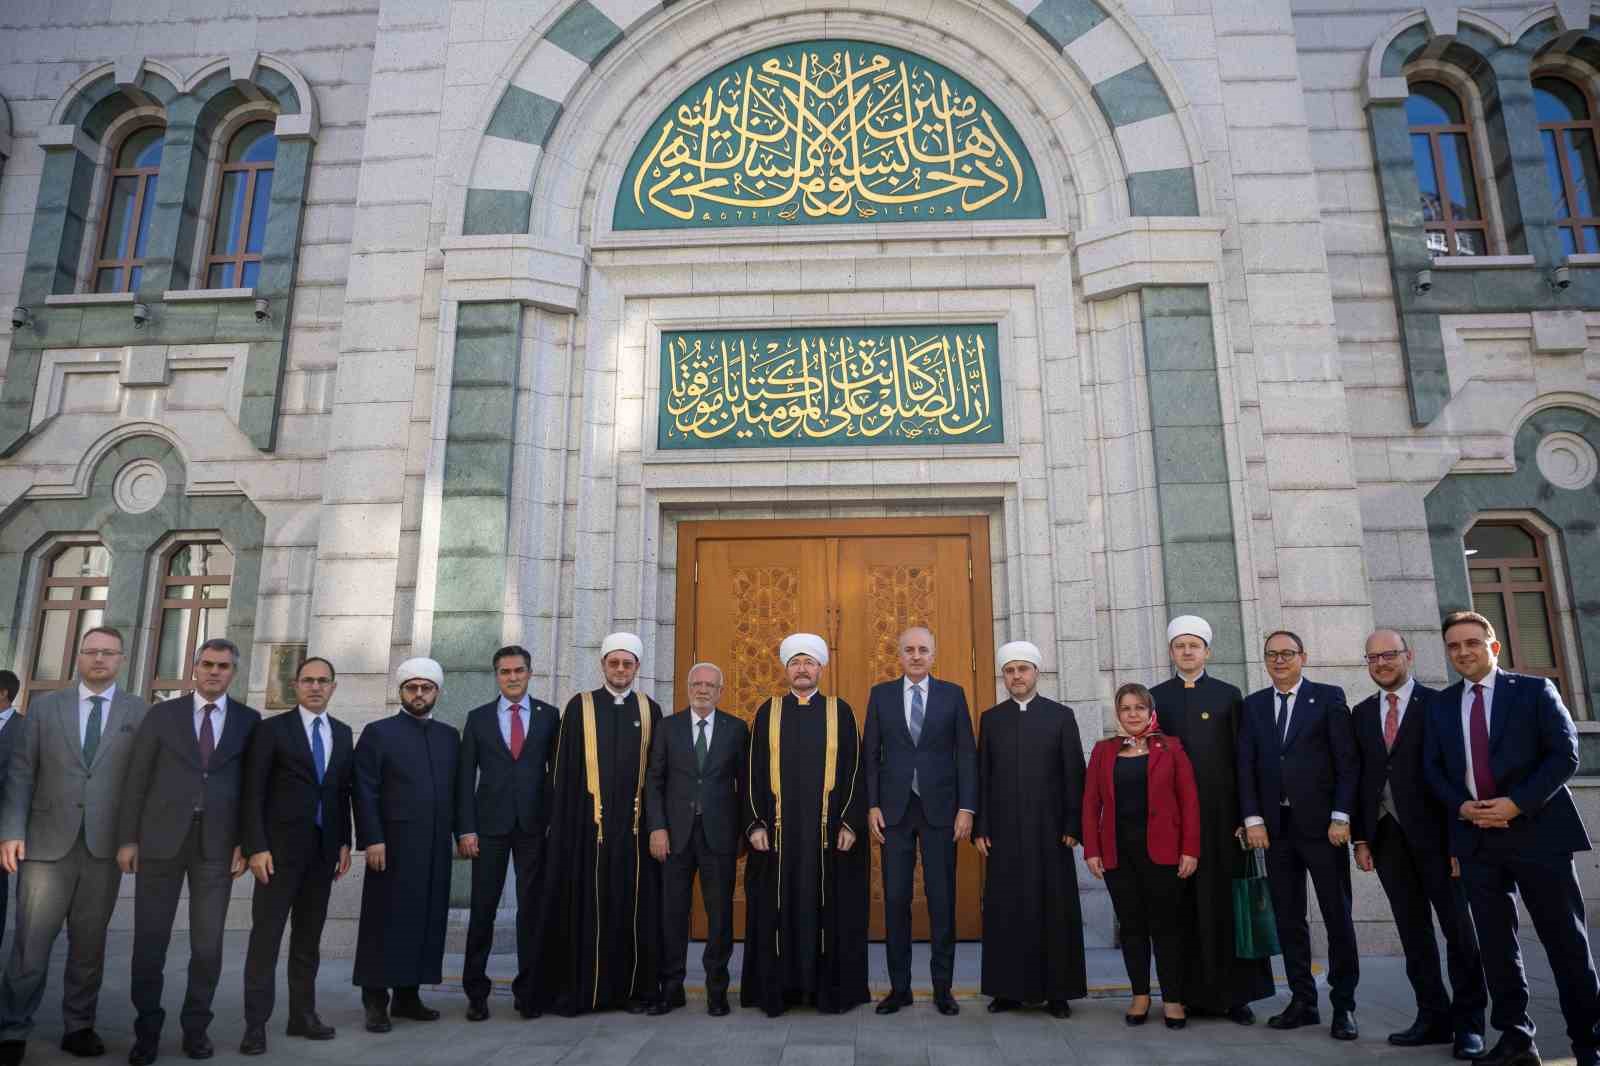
[89,122,166,295]
[1405,76,1494,257]
[141,537,235,704]
[22,539,112,709]
[1465,517,1573,699]
[200,120,277,292]
[1533,72,1600,255]
[190,107,280,293]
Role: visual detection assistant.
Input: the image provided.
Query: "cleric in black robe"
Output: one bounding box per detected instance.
[352,657,460,1032]
[975,640,1087,1016]
[1150,616,1277,1022]
[741,632,869,1017]
[538,632,666,1015]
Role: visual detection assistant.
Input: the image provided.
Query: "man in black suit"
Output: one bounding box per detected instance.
[1351,628,1486,1059]
[1238,629,1360,1040]
[863,626,976,1017]
[118,638,261,1064]
[645,662,749,1017]
[237,657,353,1057]
[0,672,19,948]
[455,645,559,1021]
[1424,610,1600,1066]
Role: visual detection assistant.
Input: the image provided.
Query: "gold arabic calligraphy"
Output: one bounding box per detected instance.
[626,43,1037,226]
[661,327,1001,447]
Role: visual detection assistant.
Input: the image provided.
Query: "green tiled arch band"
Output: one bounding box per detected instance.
[464,0,1198,235]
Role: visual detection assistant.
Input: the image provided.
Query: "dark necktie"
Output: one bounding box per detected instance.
[695,717,708,771]
[84,696,104,764]
[1469,683,1495,800]
[509,703,525,760]
[1276,691,1291,747]
[910,683,925,794]
[312,717,326,827]
[199,704,217,768]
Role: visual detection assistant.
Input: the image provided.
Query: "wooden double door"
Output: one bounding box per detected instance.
[674,517,995,941]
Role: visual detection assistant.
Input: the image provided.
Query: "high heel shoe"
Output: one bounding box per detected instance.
[1125,1011,1149,1027]
[1164,1013,1187,1030]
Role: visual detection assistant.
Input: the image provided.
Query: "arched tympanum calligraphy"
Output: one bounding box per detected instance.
[615,40,1044,230]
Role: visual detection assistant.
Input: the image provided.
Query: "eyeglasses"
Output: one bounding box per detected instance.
[1364,651,1404,665]
[296,677,334,687]
[1263,650,1301,663]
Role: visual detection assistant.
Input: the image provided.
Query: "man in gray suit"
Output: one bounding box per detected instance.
[0,626,150,1064]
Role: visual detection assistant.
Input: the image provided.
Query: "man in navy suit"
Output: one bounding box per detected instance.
[456,645,560,1022]
[1350,628,1486,1059]
[1238,630,1360,1040]
[1423,610,1599,1066]
[863,626,976,1017]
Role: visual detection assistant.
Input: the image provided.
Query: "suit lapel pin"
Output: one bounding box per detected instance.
[1201,712,1210,720]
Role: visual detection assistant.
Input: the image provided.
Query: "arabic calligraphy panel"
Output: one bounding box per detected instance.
[659,324,1003,449]
[615,39,1044,230]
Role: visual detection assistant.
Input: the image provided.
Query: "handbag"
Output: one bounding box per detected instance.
[1231,845,1281,959]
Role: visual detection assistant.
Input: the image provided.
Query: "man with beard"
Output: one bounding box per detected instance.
[1148,616,1274,1023]
[539,632,666,1015]
[741,633,869,1017]
[352,658,460,1033]
[974,640,1086,1017]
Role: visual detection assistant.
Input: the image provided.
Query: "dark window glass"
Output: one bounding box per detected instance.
[93,127,164,293]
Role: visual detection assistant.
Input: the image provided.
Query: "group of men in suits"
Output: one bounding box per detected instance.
[1238,611,1600,1066]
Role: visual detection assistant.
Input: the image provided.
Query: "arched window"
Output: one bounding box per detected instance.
[1406,81,1488,256]
[1464,520,1571,696]
[204,121,277,289]
[24,542,111,706]
[1534,76,1600,255]
[145,540,234,702]
[92,126,165,293]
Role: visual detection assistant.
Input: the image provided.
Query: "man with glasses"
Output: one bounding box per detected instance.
[1237,630,1360,1041]
[1350,630,1486,1059]
[118,638,260,1064]
[239,657,354,1056]
[1423,611,1599,1066]
[0,627,149,1065]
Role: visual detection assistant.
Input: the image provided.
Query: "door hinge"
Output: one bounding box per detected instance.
[967,558,973,581]
[693,562,699,584]
[971,648,976,671]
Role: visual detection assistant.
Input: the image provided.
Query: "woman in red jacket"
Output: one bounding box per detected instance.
[1084,682,1201,1029]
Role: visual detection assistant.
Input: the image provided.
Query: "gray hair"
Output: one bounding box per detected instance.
[686,662,724,686]
[193,637,240,667]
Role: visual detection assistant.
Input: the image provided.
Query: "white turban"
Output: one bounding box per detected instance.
[396,657,444,689]
[996,641,1042,670]
[600,632,644,662]
[1166,615,1213,646]
[779,632,829,666]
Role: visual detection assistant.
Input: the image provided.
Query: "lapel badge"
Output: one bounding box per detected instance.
[1201,712,1210,720]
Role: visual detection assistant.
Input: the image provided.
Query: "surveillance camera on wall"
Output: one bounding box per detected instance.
[132,303,151,328]
[1552,266,1572,291]
[1412,269,1433,295]
[254,298,270,324]
[9,307,29,331]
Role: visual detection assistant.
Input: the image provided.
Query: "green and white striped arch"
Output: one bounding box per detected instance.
[464,0,1198,235]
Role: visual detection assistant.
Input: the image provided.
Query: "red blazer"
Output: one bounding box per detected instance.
[1081,733,1201,870]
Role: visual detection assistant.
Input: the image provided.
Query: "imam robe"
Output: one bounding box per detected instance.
[974,694,1088,1003]
[741,693,870,1015]
[1148,673,1276,1010]
[351,712,460,990]
[538,689,666,1015]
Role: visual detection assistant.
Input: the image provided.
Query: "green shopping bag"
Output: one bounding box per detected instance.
[1232,846,1281,959]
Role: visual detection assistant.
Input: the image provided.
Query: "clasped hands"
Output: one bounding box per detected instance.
[1460,797,1520,829]
[746,825,857,853]
[866,807,973,845]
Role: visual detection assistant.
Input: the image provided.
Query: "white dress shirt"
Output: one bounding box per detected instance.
[1374,676,1415,821]
[1243,681,1347,828]
[192,692,228,740]
[78,682,117,746]
[498,694,529,748]
[604,686,633,706]
[1014,695,1032,712]
[0,707,15,732]
[1460,668,1499,799]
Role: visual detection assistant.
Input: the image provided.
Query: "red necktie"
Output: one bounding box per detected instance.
[1383,692,1400,750]
[509,704,525,760]
[1469,683,1495,800]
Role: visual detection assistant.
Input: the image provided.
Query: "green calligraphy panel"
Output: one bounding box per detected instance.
[659,324,1003,449]
[616,40,1044,230]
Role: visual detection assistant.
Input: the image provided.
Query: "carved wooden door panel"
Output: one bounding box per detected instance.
[677,517,993,941]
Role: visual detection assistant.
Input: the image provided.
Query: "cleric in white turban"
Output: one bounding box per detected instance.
[396,656,444,690]
[778,632,829,667]
[974,636,1088,1012]
[1149,613,1276,1017]
[600,631,644,663]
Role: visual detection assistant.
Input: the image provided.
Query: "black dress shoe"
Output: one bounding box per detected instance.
[1268,1001,1321,1030]
[1477,1037,1540,1066]
[1046,1000,1072,1019]
[1454,1033,1488,1060]
[987,998,1019,1014]
[1226,1005,1256,1025]
[663,986,688,1009]
[624,999,652,1015]
[390,998,440,1022]
[875,990,913,1015]
[126,1047,156,1066]
[466,1001,490,1022]
[934,990,959,1016]
[515,1000,541,1020]
[238,1027,267,1056]
[286,1014,334,1040]
[1331,1008,1358,1041]
[61,1030,106,1057]
[1390,1017,1454,1047]
[707,995,730,1017]
[363,1005,392,1034]
[181,1033,212,1060]
[646,999,677,1016]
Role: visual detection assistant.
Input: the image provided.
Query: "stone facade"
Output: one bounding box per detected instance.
[0,0,1597,954]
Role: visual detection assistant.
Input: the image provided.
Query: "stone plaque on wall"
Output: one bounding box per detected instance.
[659,324,1002,448]
[265,643,307,709]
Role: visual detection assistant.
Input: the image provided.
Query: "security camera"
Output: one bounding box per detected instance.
[132,303,151,328]
[1552,266,1572,291]
[1412,269,1433,295]
[9,306,29,330]
[253,298,270,324]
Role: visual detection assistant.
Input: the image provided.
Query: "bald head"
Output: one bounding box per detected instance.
[1364,628,1413,691]
[898,626,935,683]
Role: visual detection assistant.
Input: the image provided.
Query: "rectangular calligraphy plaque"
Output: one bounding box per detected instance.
[659,324,1003,449]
